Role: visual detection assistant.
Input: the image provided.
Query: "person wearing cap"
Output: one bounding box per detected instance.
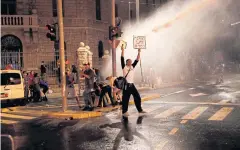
[81,62,95,111]
[66,69,81,108]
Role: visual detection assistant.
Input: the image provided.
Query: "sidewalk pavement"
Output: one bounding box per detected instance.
[47,86,153,99]
[1,93,161,119]
[47,81,190,99]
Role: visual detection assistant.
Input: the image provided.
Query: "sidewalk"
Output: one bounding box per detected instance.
[47,81,191,99]
[1,93,160,119]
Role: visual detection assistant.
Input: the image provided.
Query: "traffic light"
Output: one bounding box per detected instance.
[46,24,56,41]
[109,26,123,40]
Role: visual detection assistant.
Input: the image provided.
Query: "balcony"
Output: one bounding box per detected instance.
[1,15,38,27]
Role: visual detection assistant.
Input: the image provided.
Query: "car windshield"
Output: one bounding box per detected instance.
[1,73,21,85]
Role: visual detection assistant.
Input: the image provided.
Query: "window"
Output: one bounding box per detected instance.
[52,0,64,17]
[146,0,149,6]
[153,0,156,7]
[130,10,133,19]
[115,4,118,17]
[96,0,101,20]
[1,73,21,85]
[1,0,16,15]
[98,41,104,58]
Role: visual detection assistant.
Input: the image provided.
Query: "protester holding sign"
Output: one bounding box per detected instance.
[120,45,146,117]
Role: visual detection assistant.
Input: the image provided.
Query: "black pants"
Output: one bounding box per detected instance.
[122,83,142,114]
[98,85,115,106]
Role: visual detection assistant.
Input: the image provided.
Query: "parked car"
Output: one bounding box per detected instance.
[0,70,27,106]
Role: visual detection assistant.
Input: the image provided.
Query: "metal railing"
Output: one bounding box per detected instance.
[1,15,38,27]
[1,134,15,150]
[1,51,72,84]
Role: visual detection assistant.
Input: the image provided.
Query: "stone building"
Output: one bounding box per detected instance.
[1,0,166,75]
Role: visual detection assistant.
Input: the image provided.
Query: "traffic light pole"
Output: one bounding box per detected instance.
[57,0,67,112]
[112,0,116,77]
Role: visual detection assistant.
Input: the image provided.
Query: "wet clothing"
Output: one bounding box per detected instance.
[121,56,143,114]
[121,56,138,83]
[83,69,95,107]
[84,69,95,91]
[66,73,77,97]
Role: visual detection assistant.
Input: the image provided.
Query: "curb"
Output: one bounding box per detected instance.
[1,107,18,113]
[46,110,102,119]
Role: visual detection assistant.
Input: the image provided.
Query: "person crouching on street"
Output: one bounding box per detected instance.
[81,63,95,111]
[121,45,146,117]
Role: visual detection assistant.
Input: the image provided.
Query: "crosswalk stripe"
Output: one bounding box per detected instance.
[132,106,161,115]
[218,100,230,104]
[1,119,18,124]
[180,120,188,124]
[1,113,36,120]
[154,106,185,118]
[168,128,179,135]
[155,139,168,150]
[208,107,233,121]
[182,107,208,120]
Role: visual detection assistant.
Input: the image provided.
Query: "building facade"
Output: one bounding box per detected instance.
[1,0,166,74]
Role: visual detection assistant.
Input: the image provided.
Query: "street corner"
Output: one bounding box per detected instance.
[45,110,102,119]
[129,94,161,105]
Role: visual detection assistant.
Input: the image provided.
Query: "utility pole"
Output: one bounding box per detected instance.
[57,0,67,112]
[112,0,116,77]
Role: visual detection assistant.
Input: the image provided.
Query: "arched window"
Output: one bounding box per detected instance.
[98,41,104,58]
[1,0,16,15]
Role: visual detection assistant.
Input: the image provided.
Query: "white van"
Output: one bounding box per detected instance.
[0,70,26,106]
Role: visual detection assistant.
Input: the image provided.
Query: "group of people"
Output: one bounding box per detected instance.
[22,70,49,102]
[66,44,146,117]
[65,63,120,111]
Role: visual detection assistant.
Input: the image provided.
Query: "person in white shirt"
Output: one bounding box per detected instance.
[121,45,146,117]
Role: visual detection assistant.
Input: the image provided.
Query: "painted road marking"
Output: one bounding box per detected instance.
[144,101,240,106]
[154,106,185,118]
[208,107,233,121]
[218,100,230,104]
[180,120,188,124]
[1,119,18,124]
[1,113,36,120]
[189,93,207,97]
[188,88,195,90]
[155,139,169,150]
[168,128,179,135]
[132,106,161,115]
[174,90,186,94]
[182,107,208,120]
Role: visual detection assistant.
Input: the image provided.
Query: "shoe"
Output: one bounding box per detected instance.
[139,110,147,116]
[88,107,94,111]
[122,112,130,117]
[82,106,89,111]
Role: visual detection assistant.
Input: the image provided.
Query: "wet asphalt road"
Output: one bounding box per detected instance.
[1,75,240,150]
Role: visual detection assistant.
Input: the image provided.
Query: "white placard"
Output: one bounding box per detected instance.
[133,36,146,49]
